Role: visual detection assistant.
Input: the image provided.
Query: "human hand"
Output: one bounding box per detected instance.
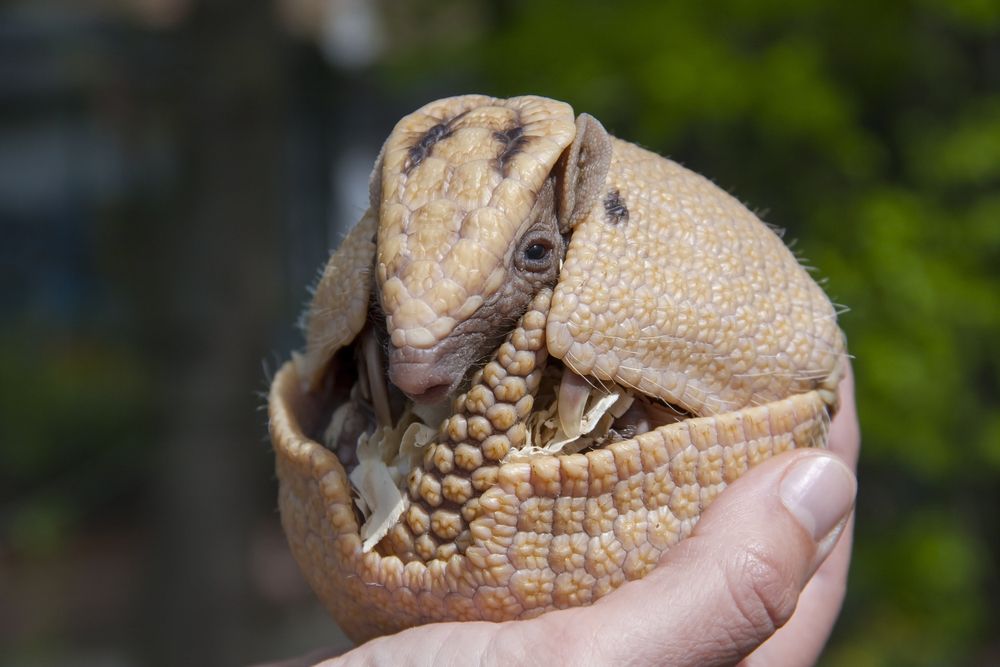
[271,367,859,667]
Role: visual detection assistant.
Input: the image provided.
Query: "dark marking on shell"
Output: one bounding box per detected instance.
[494,124,529,174]
[406,122,453,173]
[603,189,629,225]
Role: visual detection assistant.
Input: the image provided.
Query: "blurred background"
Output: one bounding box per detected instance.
[1,0,997,665]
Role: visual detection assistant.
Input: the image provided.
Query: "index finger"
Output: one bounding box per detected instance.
[828,363,860,469]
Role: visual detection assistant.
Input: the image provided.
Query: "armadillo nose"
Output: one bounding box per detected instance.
[387,356,455,405]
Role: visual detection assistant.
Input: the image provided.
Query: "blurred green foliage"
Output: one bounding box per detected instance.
[0,326,152,557]
[381,1,1000,664]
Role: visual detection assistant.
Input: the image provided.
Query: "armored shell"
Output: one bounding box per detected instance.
[269,95,846,643]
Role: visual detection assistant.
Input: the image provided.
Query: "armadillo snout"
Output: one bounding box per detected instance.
[388,348,463,404]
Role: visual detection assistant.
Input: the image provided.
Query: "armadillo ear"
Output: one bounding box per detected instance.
[555,113,612,233]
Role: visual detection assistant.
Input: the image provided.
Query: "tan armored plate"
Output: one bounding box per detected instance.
[269,94,847,643]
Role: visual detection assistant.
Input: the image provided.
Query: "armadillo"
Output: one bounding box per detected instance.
[268,94,847,643]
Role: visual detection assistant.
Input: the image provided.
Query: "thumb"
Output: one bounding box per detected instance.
[554,449,857,667]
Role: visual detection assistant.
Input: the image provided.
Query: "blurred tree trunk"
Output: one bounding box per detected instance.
[136,2,286,663]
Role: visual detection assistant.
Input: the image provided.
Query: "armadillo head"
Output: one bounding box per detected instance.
[372,95,609,403]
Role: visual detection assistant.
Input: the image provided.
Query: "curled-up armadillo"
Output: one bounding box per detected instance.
[268,94,847,642]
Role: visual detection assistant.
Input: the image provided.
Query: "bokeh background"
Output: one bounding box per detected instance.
[2,0,998,665]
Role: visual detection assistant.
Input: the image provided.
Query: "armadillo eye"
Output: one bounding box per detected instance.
[514,232,558,274]
[525,243,549,261]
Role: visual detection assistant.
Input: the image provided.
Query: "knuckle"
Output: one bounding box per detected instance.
[724,540,800,639]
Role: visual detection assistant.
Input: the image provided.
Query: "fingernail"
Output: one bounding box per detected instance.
[779,455,856,544]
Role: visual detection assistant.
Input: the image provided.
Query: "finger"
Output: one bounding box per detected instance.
[738,513,853,667]
[741,363,860,666]
[828,363,860,467]
[540,448,856,667]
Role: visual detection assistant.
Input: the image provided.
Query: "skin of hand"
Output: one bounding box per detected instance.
[266,365,858,667]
